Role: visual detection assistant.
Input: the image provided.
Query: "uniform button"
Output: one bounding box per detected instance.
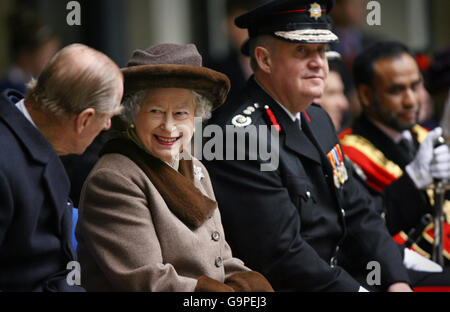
[335,246,340,253]
[330,256,337,267]
[215,256,223,268]
[341,209,346,217]
[306,191,311,199]
[212,231,220,242]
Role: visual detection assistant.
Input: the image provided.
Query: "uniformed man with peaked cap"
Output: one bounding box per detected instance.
[203,0,413,291]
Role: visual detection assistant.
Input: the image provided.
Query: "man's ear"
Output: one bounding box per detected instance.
[74,108,96,134]
[357,85,373,109]
[254,46,272,74]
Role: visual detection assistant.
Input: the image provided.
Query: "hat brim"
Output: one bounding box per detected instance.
[241,29,339,56]
[122,64,230,111]
[274,29,338,44]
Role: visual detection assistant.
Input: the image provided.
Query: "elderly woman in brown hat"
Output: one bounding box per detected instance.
[76,43,273,292]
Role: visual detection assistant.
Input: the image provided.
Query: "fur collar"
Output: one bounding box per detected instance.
[100,138,217,229]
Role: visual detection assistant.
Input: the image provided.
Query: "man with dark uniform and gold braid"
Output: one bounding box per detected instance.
[339,41,450,289]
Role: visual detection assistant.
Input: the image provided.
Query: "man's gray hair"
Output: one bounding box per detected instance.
[26,43,123,119]
[249,35,277,72]
[121,89,212,124]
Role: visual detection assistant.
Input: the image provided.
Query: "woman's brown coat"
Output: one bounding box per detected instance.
[76,151,271,292]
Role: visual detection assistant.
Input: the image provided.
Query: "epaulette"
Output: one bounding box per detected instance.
[412,124,429,144]
[231,103,257,127]
[231,102,281,132]
[339,129,403,192]
[264,105,281,132]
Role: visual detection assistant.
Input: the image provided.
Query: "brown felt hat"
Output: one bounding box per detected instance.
[122,43,230,110]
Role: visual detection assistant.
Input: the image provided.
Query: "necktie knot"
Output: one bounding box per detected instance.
[398,138,416,161]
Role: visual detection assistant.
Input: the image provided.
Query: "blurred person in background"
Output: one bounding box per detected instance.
[424,46,450,131]
[205,0,258,126]
[414,53,435,127]
[314,54,351,132]
[329,0,375,71]
[0,8,60,94]
[329,0,379,125]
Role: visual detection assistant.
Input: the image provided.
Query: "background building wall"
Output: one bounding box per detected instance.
[432,0,450,50]
[0,0,13,72]
[0,0,449,74]
[361,0,430,52]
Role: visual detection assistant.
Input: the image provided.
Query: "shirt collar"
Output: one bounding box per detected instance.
[369,117,412,144]
[15,99,37,128]
[254,78,302,127]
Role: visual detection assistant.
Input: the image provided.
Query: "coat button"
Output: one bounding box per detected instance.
[212,231,220,242]
[306,191,311,199]
[215,256,223,268]
[330,256,337,267]
[341,209,346,217]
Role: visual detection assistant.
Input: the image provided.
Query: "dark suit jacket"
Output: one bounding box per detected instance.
[203,77,410,291]
[0,90,82,291]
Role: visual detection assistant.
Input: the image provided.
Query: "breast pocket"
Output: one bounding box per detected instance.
[285,176,317,226]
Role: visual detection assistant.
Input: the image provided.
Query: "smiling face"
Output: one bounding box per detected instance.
[133,88,195,164]
[261,41,329,115]
[368,53,422,131]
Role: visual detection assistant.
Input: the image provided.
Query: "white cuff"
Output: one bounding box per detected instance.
[405,163,432,190]
[403,248,443,272]
[358,286,370,292]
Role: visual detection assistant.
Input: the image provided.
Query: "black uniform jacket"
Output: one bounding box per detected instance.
[345,115,432,235]
[203,77,410,291]
[0,90,82,291]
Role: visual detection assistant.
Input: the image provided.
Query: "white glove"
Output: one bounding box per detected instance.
[358,286,369,292]
[405,127,445,189]
[403,248,443,272]
[430,144,450,181]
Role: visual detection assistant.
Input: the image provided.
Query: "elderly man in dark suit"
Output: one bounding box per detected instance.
[203,0,414,291]
[0,44,123,291]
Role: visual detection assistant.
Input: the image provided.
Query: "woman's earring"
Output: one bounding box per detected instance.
[130,123,135,129]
